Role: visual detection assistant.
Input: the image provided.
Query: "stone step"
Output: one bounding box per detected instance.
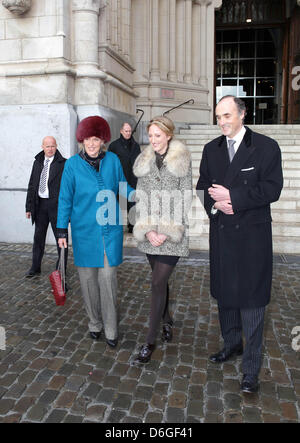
[187,234,300,254]
[271,210,300,223]
[283,179,300,188]
[180,131,300,140]
[284,169,300,178]
[272,200,299,210]
[272,236,300,254]
[272,223,300,237]
[284,160,300,169]
[189,151,300,163]
[191,160,300,173]
[187,124,300,132]
[184,138,300,147]
[280,189,300,199]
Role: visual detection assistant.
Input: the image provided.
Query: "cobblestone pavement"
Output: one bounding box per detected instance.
[0,242,299,424]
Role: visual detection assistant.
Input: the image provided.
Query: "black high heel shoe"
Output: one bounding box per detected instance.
[134,344,155,363]
[162,322,173,342]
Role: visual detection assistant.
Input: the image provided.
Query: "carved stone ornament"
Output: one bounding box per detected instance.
[2,0,31,15]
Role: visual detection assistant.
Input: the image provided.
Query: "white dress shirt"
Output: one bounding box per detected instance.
[226,125,246,153]
[39,155,54,199]
[211,126,246,215]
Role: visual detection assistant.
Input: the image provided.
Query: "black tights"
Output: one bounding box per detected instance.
[146,256,175,344]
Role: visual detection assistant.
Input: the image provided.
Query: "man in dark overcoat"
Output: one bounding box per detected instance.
[196,95,283,393]
[108,122,141,233]
[25,136,67,277]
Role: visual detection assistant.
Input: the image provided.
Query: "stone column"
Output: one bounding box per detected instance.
[168,0,177,82]
[176,0,185,82]
[121,0,130,61]
[72,0,106,104]
[160,0,169,81]
[150,0,160,81]
[72,0,101,67]
[192,1,201,84]
[197,0,212,87]
[183,0,192,83]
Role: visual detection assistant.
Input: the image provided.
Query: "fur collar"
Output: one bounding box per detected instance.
[133,139,191,178]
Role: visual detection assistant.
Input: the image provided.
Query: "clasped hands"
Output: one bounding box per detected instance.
[146,230,167,247]
[208,184,234,215]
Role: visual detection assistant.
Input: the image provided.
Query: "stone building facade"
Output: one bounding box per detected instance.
[0,0,299,251]
[0,0,221,243]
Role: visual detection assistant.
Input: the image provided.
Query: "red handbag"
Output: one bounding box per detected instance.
[49,247,66,306]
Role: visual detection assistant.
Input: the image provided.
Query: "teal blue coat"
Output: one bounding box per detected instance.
[57,152,134,267]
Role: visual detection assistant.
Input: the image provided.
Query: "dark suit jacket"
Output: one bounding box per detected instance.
[108,135,141,188]
[25,150,66,225]
[196,127,283,308]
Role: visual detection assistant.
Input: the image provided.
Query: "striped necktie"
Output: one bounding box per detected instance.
[228,139,236,162]
[39,158,50,194]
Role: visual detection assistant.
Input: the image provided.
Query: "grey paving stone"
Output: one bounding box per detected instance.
[0,243,299,423]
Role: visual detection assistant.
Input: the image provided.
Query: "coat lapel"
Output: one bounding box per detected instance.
[223,127,256,187]
[48,151,62,184]
[218,136,231,172]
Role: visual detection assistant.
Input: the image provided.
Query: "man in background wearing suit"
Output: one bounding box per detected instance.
[108,122,141,233]
[25,136,67,278]
[197,96,283,393]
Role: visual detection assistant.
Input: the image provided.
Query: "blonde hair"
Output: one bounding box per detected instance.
[147,116,175,138]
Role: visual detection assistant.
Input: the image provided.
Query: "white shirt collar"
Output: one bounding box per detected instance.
[227,126,246,151]
[45,155,54,164]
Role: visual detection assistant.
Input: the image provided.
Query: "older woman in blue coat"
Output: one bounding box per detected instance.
[57,116,134,347]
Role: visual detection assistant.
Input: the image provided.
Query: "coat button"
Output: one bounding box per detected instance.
[235,224,239,229]
[220,224,224,229]
[244,180,248,184]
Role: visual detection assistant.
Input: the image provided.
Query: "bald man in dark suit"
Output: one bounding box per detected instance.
[25,136,67,277]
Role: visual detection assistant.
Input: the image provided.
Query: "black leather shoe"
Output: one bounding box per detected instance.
[162,322,173,342]
[106,338,118,348]
[90,331,101,340]
[209,344,243,363]
[241,374,259,394]
[25,268,41,278]
[134,344,155,363]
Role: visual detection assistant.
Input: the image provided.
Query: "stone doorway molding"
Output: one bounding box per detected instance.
[2,0,31,15]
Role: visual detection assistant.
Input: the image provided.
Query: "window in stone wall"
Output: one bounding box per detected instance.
[216,28,277,124]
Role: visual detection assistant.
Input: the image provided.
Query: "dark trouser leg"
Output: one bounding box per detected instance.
[146,257,175,344]
[218,305,243,352]
[127,201,136,232]
[218,304,265,376]
[240,307,265,376]
[31,199,49,271]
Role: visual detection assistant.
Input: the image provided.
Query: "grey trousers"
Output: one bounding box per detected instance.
[77,254,118,340]
[218,305,266,376]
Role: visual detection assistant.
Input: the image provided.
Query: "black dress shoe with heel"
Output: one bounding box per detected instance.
[209,343,243,363]
[90,331,101,340]
[162,322,173,342]
[134,344,155,364]
[241,374,259,393]
[106,338,118,348]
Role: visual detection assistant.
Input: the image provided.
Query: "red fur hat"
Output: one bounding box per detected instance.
[76,116,111,143]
